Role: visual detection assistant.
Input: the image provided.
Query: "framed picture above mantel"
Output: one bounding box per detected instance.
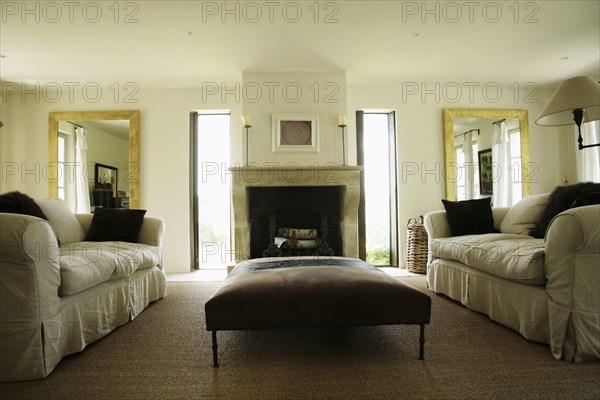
[272,113,319,153]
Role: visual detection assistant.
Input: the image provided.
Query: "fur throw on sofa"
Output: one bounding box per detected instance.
[530,182,600,238]
[0,191,48,220]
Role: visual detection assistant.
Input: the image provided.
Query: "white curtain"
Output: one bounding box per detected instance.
[462,131,476,200]
[576,121,600,182]
[492,120,512,207]
[75,127,91,213]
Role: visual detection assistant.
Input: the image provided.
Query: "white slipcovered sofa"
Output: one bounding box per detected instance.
[0,200,167,382]
[424,194,600,362]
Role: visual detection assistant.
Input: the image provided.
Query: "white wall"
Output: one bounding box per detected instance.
[241,70,347,165]
[0,79,576,272]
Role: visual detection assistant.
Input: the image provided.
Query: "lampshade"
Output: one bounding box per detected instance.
[536,76,600,126]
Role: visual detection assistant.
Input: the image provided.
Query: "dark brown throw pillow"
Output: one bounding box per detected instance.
[85,208,147,243]
[530,182,600,238]
[442,198,499,236]
[0,191,48,220]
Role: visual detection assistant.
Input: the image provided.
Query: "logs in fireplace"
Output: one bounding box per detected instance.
[262,213,335,257]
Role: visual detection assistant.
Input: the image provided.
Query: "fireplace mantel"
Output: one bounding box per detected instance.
[230,165,362,262]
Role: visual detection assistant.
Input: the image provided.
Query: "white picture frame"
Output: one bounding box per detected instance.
[272,113,319,153]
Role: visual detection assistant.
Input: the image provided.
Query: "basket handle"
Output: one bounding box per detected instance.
[407,217,419,226]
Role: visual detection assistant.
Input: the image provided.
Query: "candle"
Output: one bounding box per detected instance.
[338,113,347,127]
[241,113,252,127]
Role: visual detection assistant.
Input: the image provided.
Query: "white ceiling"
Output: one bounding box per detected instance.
[1,1,599,89]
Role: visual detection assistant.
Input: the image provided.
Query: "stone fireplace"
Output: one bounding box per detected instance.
[231,165,362,262]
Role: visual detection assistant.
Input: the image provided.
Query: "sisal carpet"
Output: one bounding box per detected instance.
[1,275,598,399]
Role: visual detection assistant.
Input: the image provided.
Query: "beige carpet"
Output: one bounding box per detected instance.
[1,275,598,399]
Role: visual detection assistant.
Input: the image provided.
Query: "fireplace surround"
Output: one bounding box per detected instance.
[230,165,362,262]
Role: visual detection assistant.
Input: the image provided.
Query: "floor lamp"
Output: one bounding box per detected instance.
[536,76,600,150]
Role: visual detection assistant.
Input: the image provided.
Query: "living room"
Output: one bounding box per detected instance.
[0,1,599,398]
[3,0,599,275]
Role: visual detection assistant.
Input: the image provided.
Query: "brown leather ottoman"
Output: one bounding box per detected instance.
[205,257,431,367]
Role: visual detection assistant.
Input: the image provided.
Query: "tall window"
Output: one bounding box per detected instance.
[190,112,232,270]
[509,128,522,204]
[57,133,66,200]
[576,121,600,182]
[455,137,479,201]
[57,125,78,211]
[357,111,398,266]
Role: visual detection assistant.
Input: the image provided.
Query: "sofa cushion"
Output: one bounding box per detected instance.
[85,208,147,243]
[108,242,162,278]
[430,234,546,285]
[59,242,117,296]
[500,193,549,235]
[441,198,499,236]
[36,198,85,244]
[59,242,162,295]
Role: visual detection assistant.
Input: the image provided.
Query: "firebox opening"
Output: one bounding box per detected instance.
[248,186,343,259]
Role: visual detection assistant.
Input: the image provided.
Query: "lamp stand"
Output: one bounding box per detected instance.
[573,109,600,150]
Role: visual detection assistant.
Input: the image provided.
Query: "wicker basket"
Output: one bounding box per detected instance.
[406,216,428,274]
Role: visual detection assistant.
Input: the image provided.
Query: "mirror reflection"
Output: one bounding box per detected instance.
[57,120,130,212]
[48,110,140,211]
[453,117,522,204]
[443,109,531,206]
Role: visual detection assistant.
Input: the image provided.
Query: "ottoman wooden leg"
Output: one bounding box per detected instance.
[419,324,425,360]
[212,331,219,367]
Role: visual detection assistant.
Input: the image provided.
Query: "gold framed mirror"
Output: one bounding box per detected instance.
[443,108,531,202]
[48,110,140,209]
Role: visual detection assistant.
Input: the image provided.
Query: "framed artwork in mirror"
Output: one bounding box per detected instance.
[272,113,319,153]
[477,149,493,196]
[478,149,493,195]
[94,163,118,208]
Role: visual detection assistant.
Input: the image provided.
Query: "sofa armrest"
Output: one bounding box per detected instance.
[424,211,452,239]
[545,205,600,361]
[1,213,62,381]
[0,213,61,322]
[138,216,165,247]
